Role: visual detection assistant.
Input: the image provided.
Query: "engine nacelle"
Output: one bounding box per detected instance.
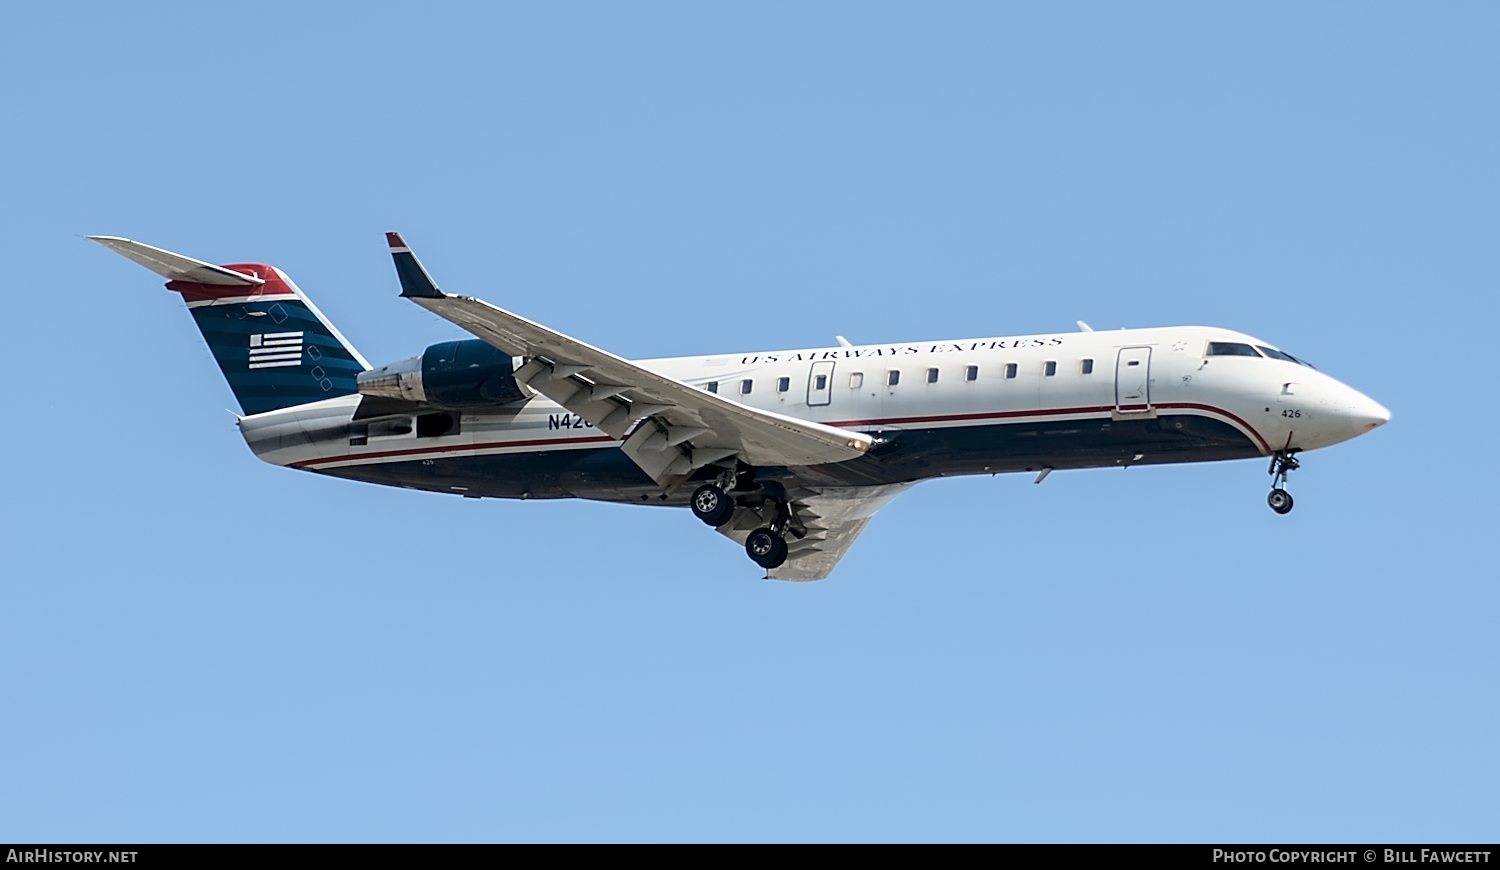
[357,339,530,409]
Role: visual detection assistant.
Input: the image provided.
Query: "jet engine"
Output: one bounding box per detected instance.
[357,339,530,409]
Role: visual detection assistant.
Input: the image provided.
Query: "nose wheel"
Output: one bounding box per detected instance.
[1267,449,1300,515]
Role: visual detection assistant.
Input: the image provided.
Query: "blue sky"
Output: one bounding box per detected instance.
[2,2,1496,843]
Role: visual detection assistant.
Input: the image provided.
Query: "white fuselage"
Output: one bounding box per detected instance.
[236,325,1388,503]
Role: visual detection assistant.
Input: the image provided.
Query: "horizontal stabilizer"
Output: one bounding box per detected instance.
[88,236,264,286]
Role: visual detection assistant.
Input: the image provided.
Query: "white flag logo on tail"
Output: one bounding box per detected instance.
[249,332,304,369]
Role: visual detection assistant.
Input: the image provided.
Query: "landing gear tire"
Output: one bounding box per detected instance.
[690,484,736,528]
[745,527,788,570]
[1267,488,1294,515]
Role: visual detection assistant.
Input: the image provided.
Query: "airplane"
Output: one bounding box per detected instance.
[90,233,1390,580]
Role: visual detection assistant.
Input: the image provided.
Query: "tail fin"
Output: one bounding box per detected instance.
[90,236,370,415]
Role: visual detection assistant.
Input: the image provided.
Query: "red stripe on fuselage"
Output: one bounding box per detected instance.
[290,434,618,469]
[826,404,1114,428]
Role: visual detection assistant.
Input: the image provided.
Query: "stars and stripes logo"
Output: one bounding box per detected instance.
[249,331,304,369]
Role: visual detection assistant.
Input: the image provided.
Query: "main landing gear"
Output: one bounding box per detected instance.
[689,477,794,571]
[745,527,789,571]
[1267,449,1301,515]
[690,482,736,528]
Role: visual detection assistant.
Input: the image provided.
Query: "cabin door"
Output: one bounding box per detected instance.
[1115,347,1152,413]
[807,361,835,407]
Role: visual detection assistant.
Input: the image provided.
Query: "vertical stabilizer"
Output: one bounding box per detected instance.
[90,236,370,415]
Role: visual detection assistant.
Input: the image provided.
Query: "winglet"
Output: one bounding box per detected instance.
[386,231,445,299]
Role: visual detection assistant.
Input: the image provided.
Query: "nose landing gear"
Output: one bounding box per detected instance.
[1267,449,1300,515]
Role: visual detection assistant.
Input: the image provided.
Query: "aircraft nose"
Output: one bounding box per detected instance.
[1344,390,1391,434]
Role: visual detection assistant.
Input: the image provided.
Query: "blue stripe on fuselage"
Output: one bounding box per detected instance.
[311,414,1262,504]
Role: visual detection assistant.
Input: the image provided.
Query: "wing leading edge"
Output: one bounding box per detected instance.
[384,232,874,492]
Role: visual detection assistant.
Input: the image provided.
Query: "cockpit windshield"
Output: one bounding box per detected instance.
[1205,341,1315,368]
[1257,346,1316,369]
[1206,341,1261,358]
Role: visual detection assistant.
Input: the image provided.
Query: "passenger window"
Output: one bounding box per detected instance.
[814,374,828,390]
[1004,363,1018,379]
[887,370,900,386]
[1044,361,1057,377]
[1206,341,1262,358]
[849,372,864,389]
[706,381,718,394]
[965,365,979,382]
[1081,358,1094,375]
[740,379,753,395]
[777,376,790,393]
[926,368,939,384]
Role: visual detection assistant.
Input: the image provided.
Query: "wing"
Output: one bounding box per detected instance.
[385,233,873,490]
[718,484,912,581]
